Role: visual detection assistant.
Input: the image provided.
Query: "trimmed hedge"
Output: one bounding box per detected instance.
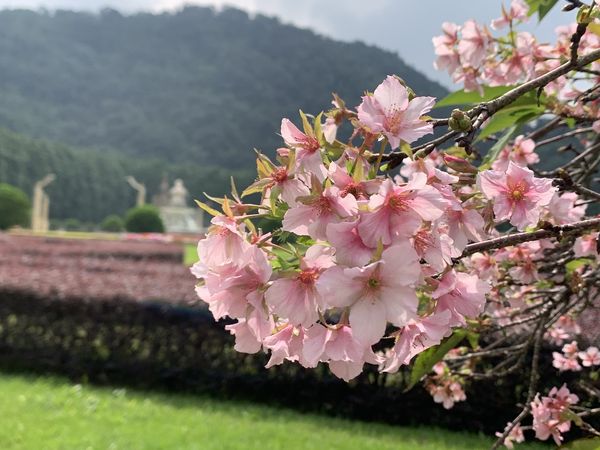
[0,287,537,435]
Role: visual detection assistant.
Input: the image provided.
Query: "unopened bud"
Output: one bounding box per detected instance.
[443,154,478,174]
[451,109,466,121]
[448,109,472,132]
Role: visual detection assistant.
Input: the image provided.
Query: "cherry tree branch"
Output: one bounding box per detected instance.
[381,48,600,166]
[460,217,600,258]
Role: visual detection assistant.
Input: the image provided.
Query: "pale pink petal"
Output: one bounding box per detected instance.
[349,298,387,345]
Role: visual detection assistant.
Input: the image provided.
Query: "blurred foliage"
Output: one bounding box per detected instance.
[125,205,164,233]
[0,127,255,222]
[100,214,124,232]
[0,183,30,229]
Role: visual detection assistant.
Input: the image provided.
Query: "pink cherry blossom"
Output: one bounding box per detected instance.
[265,245,333,327]
[531,384,579,445]
[326,220,374,267]
[548,192,586,225]
[552,351,581,372]
[322,117,337,144]
[433,270,491,326]
[196,216,250,269]
[433,22,461,74]
[545,315,581,346]
[468,252,499,280]
[491,0,529,29]
[262,323,309,368]
[194,244,272,320]
[492,135,539,171]
[412,226,459,272]
[495,423,525,449]
[457,20,490,67]
[477,161,556,231]
[328,162,380,202]
[357,75,436,149]
[225,307,273,354]
[573,232,599,258]
[442,208,485,252]
[281,118,327,181]
[302,324,380,380]
[425,363,467,409]
[381,310,452,373]
[282,186,358,240]
[357,173,447,248]
[578,346,600,367]
[562,340,579,357]
[266,165,310,206]
[316,242,421,345]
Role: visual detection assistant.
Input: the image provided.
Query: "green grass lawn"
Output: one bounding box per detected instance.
[184,242,199,266]
[0,373,551,450]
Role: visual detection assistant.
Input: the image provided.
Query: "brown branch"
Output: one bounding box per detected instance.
[460,217,600,258]
[382,48,600,167]
[475,48,600,119]
[490,316,546,450]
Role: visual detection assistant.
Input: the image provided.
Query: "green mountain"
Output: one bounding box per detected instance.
[0,6,446,167]
[0,6,447,221]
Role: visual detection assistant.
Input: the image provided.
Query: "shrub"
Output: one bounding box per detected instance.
[124,205,165,233]
[100,215,124,232]
[62,218,82,231]
[0,183,30,230]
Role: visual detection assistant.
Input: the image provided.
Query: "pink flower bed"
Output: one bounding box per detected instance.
[0,234,197,304]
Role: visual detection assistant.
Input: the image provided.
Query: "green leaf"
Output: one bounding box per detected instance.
[407,329,467,390]
[479,125,519,170]
[538,0,559,20]
[526,0,559,21]
[476,106,542,141]
[194,199,221,217]
[314,112,325,145]
[466,331,480,349]
[435,85,517,108]
[560,437,600,450]
[241,178,270,197]
[566,258,594,274]
[299,110,314,137]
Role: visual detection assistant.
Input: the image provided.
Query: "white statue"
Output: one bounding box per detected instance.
[168,179,188,207]
[126,176,146,207]
[32,174,56,233]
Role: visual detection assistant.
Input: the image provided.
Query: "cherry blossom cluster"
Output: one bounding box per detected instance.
[191,1,600,446]
[553,340,600,371]
[424,361,467,410]
[189,72,581,385]
[531,384,580,445]
[433,0,600,103]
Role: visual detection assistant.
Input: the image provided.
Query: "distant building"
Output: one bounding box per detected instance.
[156,179,204,234]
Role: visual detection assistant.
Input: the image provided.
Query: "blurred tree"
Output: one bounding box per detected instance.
[0,183,30,229]
[100,214,124,232]
[124,205,165,233]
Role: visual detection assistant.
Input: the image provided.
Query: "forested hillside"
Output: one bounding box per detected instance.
[0,128,254,222]
[0,6,446,168]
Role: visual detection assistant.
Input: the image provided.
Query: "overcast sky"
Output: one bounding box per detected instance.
[0,0,574,86]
